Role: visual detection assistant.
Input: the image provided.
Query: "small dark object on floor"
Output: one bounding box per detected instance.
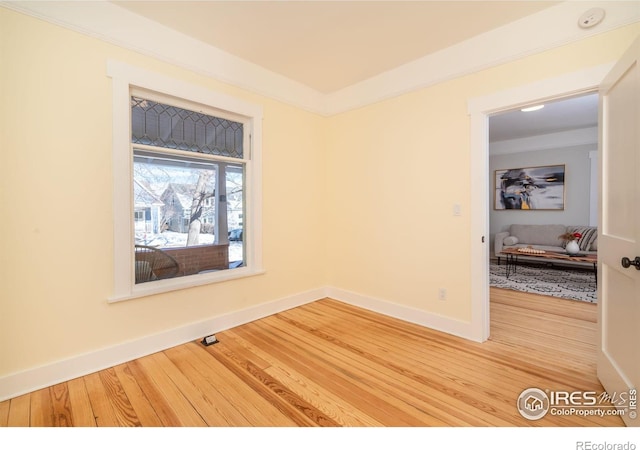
[201,334,219,346]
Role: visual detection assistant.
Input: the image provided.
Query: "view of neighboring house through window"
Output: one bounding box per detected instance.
[131,94,247,284]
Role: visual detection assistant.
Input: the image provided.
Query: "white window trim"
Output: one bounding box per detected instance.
[107,60,264,303]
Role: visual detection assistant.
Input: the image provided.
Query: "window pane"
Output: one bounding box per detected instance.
[133,153,245,283]
[226,165,244,267]
[131,96,244,158]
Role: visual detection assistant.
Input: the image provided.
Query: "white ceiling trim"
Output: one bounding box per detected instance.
[2,1,639,116]
[489,126,598,155]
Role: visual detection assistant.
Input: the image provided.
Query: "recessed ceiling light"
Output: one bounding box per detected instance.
[521,105,544,112]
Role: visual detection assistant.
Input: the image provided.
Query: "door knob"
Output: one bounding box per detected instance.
[621,256,640,270]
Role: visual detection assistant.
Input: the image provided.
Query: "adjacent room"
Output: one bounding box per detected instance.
[489,93,599,304]
[1,0,639,434]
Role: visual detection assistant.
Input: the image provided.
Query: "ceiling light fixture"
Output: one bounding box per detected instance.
[521,105,544,112]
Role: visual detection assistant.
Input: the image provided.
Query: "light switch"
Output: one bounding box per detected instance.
[453,204,461,216]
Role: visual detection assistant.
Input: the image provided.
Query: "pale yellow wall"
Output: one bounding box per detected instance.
[325,24,640,322]
[0,8,327,375]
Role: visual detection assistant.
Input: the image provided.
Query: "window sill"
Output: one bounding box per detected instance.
[108,266,266,303]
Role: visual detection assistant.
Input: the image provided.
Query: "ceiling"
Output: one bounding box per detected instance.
[489,93,599,143]
[112,1,559,93]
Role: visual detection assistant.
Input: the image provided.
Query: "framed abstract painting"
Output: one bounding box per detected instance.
[494,165,565,210]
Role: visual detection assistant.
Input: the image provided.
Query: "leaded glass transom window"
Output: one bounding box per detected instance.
[131,96,244,158]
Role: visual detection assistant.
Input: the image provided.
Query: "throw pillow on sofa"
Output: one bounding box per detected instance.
[567,226,598,251]
[503,236,519,246]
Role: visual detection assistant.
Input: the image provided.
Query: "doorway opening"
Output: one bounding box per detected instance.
[467,63,611,343]
[488,93,599,306]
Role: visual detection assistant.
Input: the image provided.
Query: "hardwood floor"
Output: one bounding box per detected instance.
[0,289,623,427]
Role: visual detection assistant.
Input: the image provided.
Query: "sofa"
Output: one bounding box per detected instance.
[494,224,598,267]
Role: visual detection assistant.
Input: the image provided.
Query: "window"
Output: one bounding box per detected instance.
[108,61,263,302]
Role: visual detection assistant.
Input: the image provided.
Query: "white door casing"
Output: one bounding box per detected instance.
[597,37,640,428]
[468,64,613,342]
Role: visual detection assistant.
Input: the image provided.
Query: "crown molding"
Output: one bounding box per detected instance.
[489,126,598,156]
[2,1,638,116]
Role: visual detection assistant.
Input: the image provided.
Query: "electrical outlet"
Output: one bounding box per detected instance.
[438,288,447,301]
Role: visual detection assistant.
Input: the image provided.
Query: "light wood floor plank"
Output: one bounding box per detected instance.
[6,394,30,427]
[124,360,183,427]
[166,343,297,426]
[204,331,341,426]
[279,303,589,426]
[265,365,384,427]
[98,368,141,426]
[132,355,207,426]
[237,320,431,426]
[149,349,244,426]
[221,330,383,426]
[29,388,53,426]
[66,378,96,427]
[83,372,121,427]
[0,400,9,427]
[259,314,510,426]
[112,364,162,427]
[0,289,624,427]
[49,383,73,426]
[293,301,593,399]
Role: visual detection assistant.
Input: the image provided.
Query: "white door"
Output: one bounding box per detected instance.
[598,37,640,427]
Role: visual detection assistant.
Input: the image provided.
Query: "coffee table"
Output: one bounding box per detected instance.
[500,247,598,284]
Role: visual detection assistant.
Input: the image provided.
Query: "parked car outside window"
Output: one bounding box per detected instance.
[228,229,243,241]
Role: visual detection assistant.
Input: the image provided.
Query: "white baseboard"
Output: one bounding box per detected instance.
[0,285,477,402]
[0,287,326,402]
[327,287,476,342]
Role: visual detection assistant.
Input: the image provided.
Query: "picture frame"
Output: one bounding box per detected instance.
[494,164,565,210]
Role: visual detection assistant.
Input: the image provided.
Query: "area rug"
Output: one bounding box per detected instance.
[490,262,597,303]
